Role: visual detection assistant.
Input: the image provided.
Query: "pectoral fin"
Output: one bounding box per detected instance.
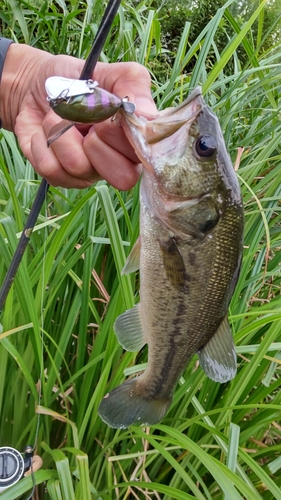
[159,238,188,291]
[198,315,236,383]
[121,237,140,275]
[114,303,146,352]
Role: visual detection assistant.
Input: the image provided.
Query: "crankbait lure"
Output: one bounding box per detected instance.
[45,76,136,144]
[46,76,135,122]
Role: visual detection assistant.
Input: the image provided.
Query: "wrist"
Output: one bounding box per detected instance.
[0,43,52,131]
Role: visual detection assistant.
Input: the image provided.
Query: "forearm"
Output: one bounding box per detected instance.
[0,43,52,131]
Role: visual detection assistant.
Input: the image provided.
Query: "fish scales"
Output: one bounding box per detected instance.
[98,87,244,428]
[139,199,240,398]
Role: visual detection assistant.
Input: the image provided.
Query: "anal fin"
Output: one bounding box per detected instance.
[114,303,146,352]
[198,315,236,383]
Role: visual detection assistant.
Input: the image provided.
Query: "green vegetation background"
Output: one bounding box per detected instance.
[0,0,281,498]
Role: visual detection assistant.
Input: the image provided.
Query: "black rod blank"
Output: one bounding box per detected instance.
[0,180,49,311]
[0,0,121,311]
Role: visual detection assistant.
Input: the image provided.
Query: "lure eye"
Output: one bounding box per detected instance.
[195,135,217,158]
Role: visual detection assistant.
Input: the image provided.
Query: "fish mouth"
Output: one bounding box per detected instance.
[183,86,202,105]
[120,87,204,174]
[122,86,203,130]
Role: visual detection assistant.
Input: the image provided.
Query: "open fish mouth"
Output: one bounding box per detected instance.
[121,86,203,144]
[119,87,204,178]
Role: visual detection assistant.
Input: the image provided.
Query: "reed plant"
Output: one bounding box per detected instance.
[0,0,281,498]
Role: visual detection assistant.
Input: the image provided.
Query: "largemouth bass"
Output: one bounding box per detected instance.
[98,87,244,428]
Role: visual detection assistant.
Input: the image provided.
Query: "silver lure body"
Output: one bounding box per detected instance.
[45,76,135,144]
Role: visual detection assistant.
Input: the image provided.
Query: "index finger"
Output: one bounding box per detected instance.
[93,62,158,117]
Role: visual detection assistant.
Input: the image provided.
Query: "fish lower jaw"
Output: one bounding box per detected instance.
[157,189,214,212]
[160,197,200,213]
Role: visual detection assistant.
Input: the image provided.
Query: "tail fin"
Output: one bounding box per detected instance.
[98,378,172,429]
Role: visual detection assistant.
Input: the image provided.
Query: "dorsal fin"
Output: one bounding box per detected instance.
[122,237,140,275]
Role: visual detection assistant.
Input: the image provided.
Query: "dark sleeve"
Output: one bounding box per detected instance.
[0,37,14,128]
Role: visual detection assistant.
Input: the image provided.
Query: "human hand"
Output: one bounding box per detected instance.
[0,44,157,189]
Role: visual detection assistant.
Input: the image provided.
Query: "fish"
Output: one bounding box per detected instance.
[45,76,135,145]
[98,87,244,429]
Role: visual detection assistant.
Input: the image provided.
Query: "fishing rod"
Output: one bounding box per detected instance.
[0,2,123,496]
[0,0,122,312]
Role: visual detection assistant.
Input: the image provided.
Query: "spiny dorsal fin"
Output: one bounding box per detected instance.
[198,315,236,383]
[122,237,140,275]
[114,303,146,352]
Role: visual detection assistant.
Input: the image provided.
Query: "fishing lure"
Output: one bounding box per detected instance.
[45,76,136,144]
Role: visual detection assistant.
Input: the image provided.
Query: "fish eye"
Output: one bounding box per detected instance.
[195,135,217,158]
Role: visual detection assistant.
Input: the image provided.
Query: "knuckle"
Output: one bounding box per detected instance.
[36,156,59,180]
[62,151,89,176]
[124,62,151,85]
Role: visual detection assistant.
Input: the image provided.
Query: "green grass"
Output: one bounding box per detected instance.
[0,0,281,498]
